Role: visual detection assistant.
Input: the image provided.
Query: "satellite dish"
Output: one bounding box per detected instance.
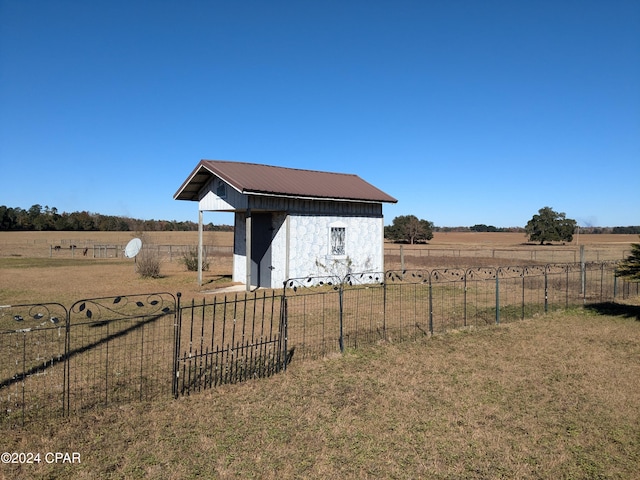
[124,238,142,258]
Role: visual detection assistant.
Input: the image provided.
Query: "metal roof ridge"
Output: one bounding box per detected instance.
[200,159,361,177]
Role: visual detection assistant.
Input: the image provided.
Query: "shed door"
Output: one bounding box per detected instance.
[251,213,274,288]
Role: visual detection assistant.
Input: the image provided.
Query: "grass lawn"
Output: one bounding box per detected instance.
[2,304,639,480]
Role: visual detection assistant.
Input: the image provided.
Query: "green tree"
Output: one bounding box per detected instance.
[471,224,498,232]
[0,206,18,230]
[385,215,434,244]
[525,207,576,245]
[615,240,640,281]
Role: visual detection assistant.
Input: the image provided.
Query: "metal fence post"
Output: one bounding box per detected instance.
[428,274,433,334]
[21,333,26,425]
[64,304,71,417]
[565,266,569,309]
[172,292,182,399]
[582,262,587,306]
[338,285,344,353]
[521,271,525,320]
[580,245,585,296]
[495,271,500,324]
[463,272,468,327]
[383,279,388,338]
[544,267,548,313]
[280,294,288,371]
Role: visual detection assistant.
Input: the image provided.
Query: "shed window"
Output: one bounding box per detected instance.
[330,227,346,256]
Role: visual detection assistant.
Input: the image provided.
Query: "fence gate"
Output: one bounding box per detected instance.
[175,291,287,397]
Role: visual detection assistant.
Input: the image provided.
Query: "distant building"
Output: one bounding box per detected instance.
[174,160,397,289]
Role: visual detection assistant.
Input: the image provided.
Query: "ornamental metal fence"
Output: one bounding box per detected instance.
[281,261,633,358]
[1,293,178,428]
[1,262,638,428]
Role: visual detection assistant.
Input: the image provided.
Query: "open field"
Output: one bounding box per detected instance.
[0,231,235,304]
[385,232,638,270]
[430,232,638,246]
[2,307,639,479]
[0,231,234,259]
[1,231,637,305]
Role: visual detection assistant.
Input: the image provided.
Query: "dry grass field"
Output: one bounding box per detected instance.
[2,308,639,479]
[0,231,235,304]
[1,231,639,479]
[0,231,636,305]
[385,232,638,270]
[431,231,637,247]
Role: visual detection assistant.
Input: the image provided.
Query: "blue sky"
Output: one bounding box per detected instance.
[1,0,638,228]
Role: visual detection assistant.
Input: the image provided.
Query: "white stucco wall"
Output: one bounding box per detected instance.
[287,214,383,281]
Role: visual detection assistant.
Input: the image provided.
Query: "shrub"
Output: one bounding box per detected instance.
[136,247,162,278]
[181,246,209,272]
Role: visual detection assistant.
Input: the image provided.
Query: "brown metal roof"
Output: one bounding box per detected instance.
[174,160,397,204]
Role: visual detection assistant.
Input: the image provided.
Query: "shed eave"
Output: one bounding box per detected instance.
[174,159,398,204]
[173,164,210,201]
[173,163,243,201]
[243,190,397,204]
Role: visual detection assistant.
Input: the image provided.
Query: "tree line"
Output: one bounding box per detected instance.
[2,204,637,239]
[0,205,232,232]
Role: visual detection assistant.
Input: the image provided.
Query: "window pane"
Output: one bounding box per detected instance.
[331,227,345,255]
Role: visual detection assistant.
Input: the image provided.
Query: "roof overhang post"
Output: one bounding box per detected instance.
[198,210,203,286]
[245,209,251,291]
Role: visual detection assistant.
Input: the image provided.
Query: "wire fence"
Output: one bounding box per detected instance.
[45,243,628,263]
[384,245,631,265]
[48,243,233,260]
[1,262,638,428]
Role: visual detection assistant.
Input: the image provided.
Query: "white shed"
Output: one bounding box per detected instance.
[174,160,397,290]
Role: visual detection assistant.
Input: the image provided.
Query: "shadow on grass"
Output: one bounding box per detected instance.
[585,302,640,321]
